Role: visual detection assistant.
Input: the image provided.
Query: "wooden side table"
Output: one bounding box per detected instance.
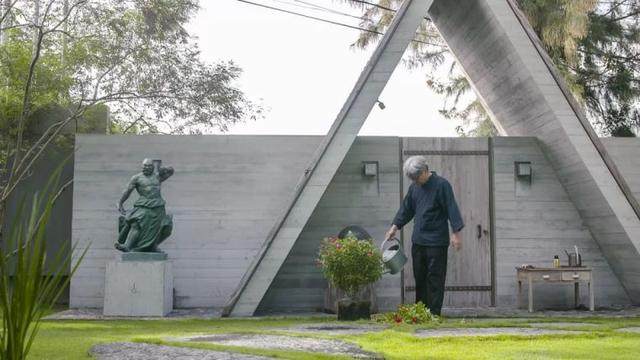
[517,267,594,312]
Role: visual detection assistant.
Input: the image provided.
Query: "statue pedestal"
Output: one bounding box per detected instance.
[103,253,173,316]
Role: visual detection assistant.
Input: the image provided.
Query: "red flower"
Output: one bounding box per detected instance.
[394,316,402,323]
[412,317,417,323]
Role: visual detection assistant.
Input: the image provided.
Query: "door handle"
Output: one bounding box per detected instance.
[477,224,482,239]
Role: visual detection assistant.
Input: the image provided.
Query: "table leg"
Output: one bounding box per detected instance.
[517,281,522,309]
[574,282,579,308]
[528,274,533,313]
[589,280,595,311]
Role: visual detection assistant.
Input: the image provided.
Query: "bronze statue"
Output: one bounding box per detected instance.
[116,159,174,252]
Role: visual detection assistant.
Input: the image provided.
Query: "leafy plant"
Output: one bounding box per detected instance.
[0,167,87,360]
[373,302,438,325]
[317,235,383,299]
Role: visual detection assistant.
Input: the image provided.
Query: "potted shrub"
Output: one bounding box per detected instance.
[317,234,383,320]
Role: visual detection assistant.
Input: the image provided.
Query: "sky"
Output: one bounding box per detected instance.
[186,0,460,137]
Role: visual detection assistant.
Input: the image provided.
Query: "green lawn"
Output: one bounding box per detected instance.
[29,316,640,359]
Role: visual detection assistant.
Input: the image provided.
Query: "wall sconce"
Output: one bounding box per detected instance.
[362,161,378,177]
[515,161,532,183]
[376,99,386,110]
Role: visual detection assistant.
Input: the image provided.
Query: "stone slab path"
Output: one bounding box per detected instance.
[528,322,602,329]
[415,327,583,338]
[615,327,640,333]
[185,334,379,359]
[90,342,272,360]
[275,323,387,335]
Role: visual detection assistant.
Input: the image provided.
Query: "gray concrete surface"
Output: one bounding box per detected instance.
[103,259,172,316]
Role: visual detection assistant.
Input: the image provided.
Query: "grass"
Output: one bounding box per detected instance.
[28,315,640,359]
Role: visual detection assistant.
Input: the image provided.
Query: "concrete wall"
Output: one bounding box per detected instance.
[602,138,640,202]
[72,135,637,310]
[71,135,321,308]
[493,137,630,308]
[72,135,402,310]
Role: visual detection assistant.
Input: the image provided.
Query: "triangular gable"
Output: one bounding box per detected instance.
[222,0,435,316]
[428,0,640,301]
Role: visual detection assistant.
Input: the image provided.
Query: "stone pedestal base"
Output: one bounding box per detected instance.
[103,253,173,316]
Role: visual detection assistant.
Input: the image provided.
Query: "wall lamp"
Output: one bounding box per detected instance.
[515,161,532,184]
[362,161,379,177]
[376,99,386,110]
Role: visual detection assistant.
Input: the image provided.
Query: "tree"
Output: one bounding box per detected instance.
[574,0,640,136]
[340,0,497,136]
[342,0,638,137]
[0,0,261,225]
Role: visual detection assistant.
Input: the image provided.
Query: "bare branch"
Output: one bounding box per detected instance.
[44,0,86,34]
[0,0,19,27]
[5,26,45,197]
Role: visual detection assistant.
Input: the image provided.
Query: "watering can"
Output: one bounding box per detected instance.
[381,237,407,275]
[564,245,582,267]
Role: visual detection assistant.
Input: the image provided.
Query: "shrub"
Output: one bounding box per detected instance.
[317,235,383,299]
[374,302,438,324]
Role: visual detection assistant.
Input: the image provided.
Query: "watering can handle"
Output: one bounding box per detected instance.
[381,237,402,252]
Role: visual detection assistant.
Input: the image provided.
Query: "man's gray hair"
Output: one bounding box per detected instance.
[403,156,429,181]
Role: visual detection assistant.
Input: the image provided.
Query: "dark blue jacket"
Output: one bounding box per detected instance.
[392,173,464,247]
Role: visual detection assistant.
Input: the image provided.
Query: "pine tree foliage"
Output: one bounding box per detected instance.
[343,0,639,137]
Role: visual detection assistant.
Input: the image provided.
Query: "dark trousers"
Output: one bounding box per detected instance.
[411,244,448,316]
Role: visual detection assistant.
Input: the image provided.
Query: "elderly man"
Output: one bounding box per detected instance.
[385,156,464,316]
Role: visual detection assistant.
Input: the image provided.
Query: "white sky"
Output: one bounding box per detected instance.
[187,0,460,136]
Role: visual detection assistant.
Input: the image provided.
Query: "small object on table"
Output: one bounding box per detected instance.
[553,255,560,268]
[516,264,535,270]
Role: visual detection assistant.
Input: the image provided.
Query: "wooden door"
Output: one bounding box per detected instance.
[401,138,492,308]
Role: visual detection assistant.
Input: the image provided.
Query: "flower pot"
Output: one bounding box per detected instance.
[324,283,377,314]
[337,299,371,321]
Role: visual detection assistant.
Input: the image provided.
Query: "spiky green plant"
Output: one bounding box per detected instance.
[0,166,87,360]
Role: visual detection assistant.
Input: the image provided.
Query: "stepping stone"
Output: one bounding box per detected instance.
[415,327,583,338]
[615,327,640,333]
[528,322,601,328]
[276,323,386,335]
[90,342,272,360]
[186,334,379,359]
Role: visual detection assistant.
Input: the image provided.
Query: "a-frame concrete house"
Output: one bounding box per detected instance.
[221,0,640,316]
[70,0,640,315]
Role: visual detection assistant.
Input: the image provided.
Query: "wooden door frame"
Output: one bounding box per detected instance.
[398,138,497,307]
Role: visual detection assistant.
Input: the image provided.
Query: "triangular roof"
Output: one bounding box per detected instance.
[224,0,640,316]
